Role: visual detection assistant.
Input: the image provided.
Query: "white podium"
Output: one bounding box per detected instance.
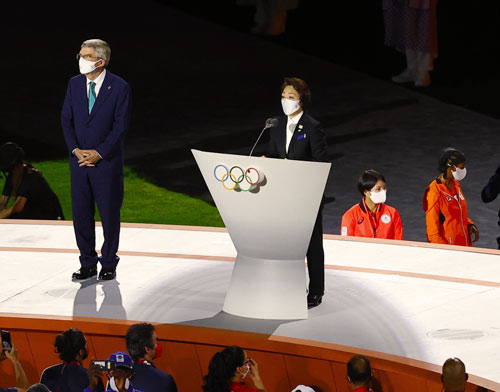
[192,149,331,319]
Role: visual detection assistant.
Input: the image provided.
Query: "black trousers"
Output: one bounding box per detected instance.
[306,206,325,295]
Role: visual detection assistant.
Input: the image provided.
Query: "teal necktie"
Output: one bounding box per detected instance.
[88,81,96,114]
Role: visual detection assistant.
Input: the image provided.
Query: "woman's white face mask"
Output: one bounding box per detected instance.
[452,166,467,181]
[239,363,250,379]
[369,189,387,204]
[281,98,301,116]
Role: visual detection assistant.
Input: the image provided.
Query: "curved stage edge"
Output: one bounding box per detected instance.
[0,220,499,391]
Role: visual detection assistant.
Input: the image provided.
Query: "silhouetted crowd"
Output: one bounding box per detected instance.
[1,327,470,392]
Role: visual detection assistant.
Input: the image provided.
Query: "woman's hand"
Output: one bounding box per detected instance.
[248,358,266,391]
[468,224,479,243]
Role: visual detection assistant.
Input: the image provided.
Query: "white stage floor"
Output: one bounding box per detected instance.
[1,221,500,384]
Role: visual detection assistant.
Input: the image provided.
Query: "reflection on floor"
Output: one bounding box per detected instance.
[1,221,500,384]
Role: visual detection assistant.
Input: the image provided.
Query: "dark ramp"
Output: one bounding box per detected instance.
[0,2,499,248]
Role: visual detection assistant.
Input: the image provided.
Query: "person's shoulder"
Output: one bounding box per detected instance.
[301,112,320,127]
[69,74,85,83]
[382,203,400,216]
[106,70,129,87]
[41,363,64,377]
[343,202,362,217]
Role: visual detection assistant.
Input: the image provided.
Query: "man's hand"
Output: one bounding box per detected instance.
[76,149,102,167]
[4,345,19,363]
[87,363,103,391]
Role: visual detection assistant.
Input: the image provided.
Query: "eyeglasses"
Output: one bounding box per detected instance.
[76,53,101,61]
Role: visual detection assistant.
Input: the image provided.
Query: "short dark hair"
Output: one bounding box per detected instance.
[357,169,386,196]
[438,147,466,177]
[54,328,86,362]
[281,77,311,109]
[347,355,371,384]
[126,323,155,361]
[0,142,25,172]
[27,384,51,392]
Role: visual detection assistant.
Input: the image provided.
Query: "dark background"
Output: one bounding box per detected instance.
[1,0,500,246]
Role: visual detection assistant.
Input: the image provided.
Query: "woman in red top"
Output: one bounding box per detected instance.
[341,170,403,240]
[423,147,479,246]
[202,346,266,392]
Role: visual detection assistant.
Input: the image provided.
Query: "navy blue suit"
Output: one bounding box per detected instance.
[133,362,177,392]
[62,70,131,269]
[267,112,329,296]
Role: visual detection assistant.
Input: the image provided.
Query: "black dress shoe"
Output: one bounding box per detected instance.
[98,269,116,281]
[72,266,97,280]
[307,294,323,309]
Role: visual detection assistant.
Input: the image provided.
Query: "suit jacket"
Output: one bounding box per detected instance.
[61,70,131,162]
[267,112,328,162]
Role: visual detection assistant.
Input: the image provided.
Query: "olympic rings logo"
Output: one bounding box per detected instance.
[213,165,266,192]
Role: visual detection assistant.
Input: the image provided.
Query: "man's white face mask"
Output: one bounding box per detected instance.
[109,376,130,392]
[79,57,102,75]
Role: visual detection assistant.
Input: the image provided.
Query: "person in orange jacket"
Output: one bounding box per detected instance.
[341,170,403,240]
[423,147,479,246]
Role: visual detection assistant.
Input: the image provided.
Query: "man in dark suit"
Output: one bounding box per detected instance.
[267,77,329,308]
[62,39,131,281]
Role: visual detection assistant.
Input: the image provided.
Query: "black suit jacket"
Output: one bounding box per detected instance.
[267,112,329,162]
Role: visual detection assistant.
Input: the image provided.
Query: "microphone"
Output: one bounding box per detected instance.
[249,118,279,156]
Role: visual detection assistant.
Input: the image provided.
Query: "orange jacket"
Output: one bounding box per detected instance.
[341,199,403,240]
[423,179,474,246]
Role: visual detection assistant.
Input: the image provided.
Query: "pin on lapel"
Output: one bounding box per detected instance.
[108,86,111,89]
[298,124,303,132]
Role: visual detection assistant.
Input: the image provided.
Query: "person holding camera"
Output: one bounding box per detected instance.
[86,352,142,392]
[0,342,30,392]
[40,328,103,392]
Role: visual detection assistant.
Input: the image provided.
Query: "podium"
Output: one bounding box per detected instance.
[192,150,331,319]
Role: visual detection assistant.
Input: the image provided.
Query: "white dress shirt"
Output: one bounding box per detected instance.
[285,110,303,153]
[86,68,107,97]
[72,69,107,157]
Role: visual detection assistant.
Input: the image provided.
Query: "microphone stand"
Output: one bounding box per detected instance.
[249,125,270,157]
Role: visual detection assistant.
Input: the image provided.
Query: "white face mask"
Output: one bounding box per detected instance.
[109,376,130,391]
[452,166,467,181]
[281,98,301,116]
[79,57,102,75]
[239,363,250,379]
[369,189,387,204]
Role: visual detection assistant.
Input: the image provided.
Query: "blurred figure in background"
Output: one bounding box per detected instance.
[26,385,51,392]
[423,147,479,246]
[86,352,142,392]
[202,346,266,392]
[125,323,177,392]
[341,170,403,240]
[0,142,64,220]
[40,328,103,392]
[481,164,500,249]
[0,344,30,392]
[347,355,372,392]
[383,0,438,87]
[441,357,467,392]
[236,0,298,35]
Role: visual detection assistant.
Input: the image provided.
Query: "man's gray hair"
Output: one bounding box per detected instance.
[81,39,111,64]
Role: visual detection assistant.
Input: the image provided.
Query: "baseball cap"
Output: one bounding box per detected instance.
[108,351,133,368]
[291,385,315,392]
